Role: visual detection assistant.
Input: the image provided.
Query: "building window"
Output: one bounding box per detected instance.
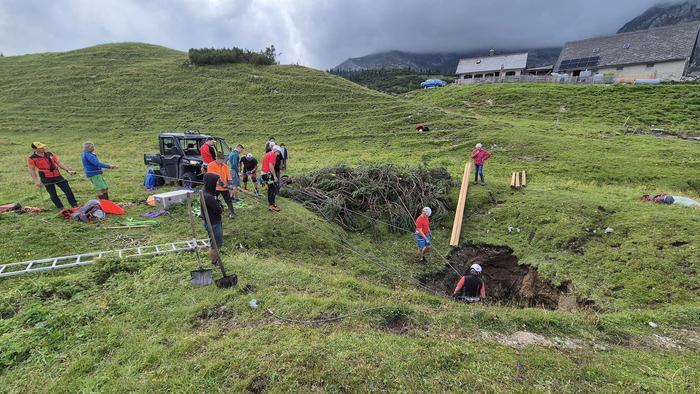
[506,71,516,76]
[464,75,472,79]
[616,66,624,71]
[646,63,655,69]
[474,74,483,78]
[494,72,500,77]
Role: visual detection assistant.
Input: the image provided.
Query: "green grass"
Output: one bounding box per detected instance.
[1,43,699,392]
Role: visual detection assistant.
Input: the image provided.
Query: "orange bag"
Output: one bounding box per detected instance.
[99,199,126,215]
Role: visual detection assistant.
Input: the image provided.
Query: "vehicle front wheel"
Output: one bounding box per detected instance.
[153,170,166,187]
[180,172,198,189]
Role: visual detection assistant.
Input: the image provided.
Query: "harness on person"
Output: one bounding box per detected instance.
[30,152,60,180]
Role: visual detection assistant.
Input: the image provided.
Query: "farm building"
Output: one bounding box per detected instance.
[555,22,700,81]
[455,52,529,83]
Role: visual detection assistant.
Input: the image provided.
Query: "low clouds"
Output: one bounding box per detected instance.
[0,0,664,68]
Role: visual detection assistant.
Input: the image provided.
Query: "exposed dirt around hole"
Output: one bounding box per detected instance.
[422,245,595,311]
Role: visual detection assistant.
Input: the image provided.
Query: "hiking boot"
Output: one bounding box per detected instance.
[269,205,281,212]
[233,198,242,203]
[228,212,235,219]
[420,256,427,264]
[481,182,485,186]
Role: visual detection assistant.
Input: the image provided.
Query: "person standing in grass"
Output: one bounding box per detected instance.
[200,137,217,169]
[280,143,288,170]
[415,207,432,263]
[471,143,492,186]
[81,142,117,200]
[206,153,236,219]
[27,142,79,210]
[240,153,261,196]
[227,144,244,202]
[201,172,225,263]
[453,264,486,303]
[261,145,282,212]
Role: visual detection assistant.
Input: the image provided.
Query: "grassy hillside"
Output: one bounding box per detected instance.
[1,43,699,392]
[329,68,455,94]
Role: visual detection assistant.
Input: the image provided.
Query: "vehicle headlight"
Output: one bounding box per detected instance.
[189,160,200,165]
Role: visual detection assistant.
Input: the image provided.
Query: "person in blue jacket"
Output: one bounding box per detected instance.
[81,142,117,200]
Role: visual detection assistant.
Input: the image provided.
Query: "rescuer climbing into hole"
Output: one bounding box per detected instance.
[452,263,486,303]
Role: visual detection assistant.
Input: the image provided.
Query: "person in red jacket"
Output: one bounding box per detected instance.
[200,137,217,167]
[261,146,282,212]
[471,143,492,186]
[415,207,432,263]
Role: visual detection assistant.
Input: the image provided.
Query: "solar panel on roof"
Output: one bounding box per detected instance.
[559,56,599,70]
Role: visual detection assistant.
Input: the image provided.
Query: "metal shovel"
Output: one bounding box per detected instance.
[200,190,237,288]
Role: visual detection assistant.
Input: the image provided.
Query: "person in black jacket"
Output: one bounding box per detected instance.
[201,172,224,263]
[453,264,486,303]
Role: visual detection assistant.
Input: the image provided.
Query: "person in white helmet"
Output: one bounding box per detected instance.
[415,207,432,263]
[471,143,491,186]
[453,263,486,303]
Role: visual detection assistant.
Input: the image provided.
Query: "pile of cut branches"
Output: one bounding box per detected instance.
[281,164,452,232]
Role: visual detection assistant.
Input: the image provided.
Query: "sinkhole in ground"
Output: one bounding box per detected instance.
[422,245,594,311]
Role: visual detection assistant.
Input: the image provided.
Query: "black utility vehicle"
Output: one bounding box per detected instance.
[144,130,230,188]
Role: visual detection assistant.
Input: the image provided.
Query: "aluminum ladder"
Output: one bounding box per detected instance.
[0,239,210,279]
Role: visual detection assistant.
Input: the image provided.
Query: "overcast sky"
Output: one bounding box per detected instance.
[0,0,665,69]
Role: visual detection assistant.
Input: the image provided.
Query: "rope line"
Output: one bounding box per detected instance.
[289,187,463,276]
[14,170,456,296]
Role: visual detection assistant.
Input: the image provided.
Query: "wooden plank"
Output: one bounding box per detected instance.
[450,161,472,247]
[521,171,527,187]
[514,171,521,188]
[511,172,517,188]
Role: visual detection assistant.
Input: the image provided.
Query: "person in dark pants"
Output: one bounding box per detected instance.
[240,153,260,196]
[206,153,235,219]
[201,172,224,264]
[280,143,288,170]
[453,264,486,303]
[27,142,79,210]
[261,145,282,212]
[471,143,492,186]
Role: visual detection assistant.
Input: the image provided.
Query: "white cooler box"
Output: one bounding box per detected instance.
[154,189,195,210]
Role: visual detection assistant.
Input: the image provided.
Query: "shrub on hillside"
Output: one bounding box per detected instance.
[188,45,276,66]
[281,164,453,232]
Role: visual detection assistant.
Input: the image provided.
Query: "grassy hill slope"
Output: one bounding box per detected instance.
[1,44,699,392]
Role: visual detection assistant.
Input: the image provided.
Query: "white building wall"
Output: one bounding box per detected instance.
[597,59,688,81]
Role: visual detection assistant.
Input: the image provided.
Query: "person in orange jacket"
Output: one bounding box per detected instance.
[206,153,235,219]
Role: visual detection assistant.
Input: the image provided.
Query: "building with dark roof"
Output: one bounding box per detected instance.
[555,22,700,81]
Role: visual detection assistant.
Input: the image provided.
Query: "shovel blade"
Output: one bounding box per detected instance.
[215,274,238,289]
[191,269,213,287]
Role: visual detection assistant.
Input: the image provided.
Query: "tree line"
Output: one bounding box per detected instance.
[188,45,277,66]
